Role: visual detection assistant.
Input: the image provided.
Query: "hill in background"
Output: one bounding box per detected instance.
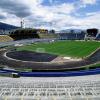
[0,22,19,30]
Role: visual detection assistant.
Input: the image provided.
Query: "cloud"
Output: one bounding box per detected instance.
[0,0,76,29]
[64,12,100,29]
[29,2,75,21]
[0,15,6,19]
[0,0,43,26]
[0,0,100,30]
[0,0,31,18]
[49,0,53,4]
[0,10,7,19]
[81,12,100,27]
[80,0,97,5]
[24,1,75,29]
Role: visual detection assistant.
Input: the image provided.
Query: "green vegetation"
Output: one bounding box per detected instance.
[85,63,100,69]
[17,40,100,58]
[9,29,57,40]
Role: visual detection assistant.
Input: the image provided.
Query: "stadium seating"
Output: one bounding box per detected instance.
[38,33,57,39]
[0,35,13,42]
[76,33,85,40]
[59,33,85,40]
[0,75,100,99]
[96,34,100,40]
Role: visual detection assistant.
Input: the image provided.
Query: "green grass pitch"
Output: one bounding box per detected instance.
[17,40,100,58]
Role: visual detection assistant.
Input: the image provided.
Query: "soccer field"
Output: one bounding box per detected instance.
[17,40,100,58]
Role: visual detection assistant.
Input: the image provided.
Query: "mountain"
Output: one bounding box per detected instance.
[0,22,19,30]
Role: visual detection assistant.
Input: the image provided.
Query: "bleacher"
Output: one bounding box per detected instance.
[59,33,85,40]
[76,33,85,40]
[38,33,57,39]
[0,35,13,42]
[96,34,100,40]
[0,75,100,99]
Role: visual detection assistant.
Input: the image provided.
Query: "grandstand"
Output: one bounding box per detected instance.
[0,75,100,99]
[58,29,100,41]
[58,32,85,40]
[8,29,57,40]
[1,28,99,42]
[0,35,13,42]
[96,33,100,40]
[85,28,99,40]
[38,33,57,39]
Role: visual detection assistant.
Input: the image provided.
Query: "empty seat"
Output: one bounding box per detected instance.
[0,35,13,42]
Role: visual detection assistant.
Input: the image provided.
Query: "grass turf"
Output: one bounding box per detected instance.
[17,40,100,58]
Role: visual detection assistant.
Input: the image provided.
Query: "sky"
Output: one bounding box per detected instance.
[0,0,100,30]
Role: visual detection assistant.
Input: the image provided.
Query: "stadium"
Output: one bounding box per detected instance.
[0,28,100,76]
[0,0,100,99]
[0,26,100,99]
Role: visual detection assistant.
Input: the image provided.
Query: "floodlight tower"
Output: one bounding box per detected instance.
[50,21,55,31]
[20,19,24,28]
